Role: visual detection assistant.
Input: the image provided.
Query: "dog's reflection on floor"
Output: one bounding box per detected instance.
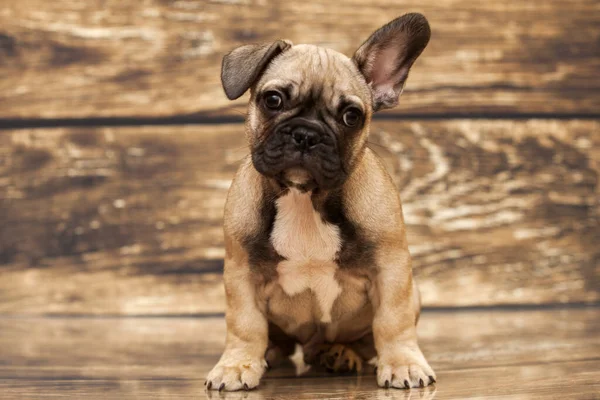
[205,385,437,400]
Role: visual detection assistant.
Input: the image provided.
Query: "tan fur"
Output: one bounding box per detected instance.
[209,23,435,389]
[223,157,265,249]
[249,45,373,171]
[206,253,269,391]
[212,149,433,390]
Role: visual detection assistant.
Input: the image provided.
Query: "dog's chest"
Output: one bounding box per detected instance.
[269,190,342,323]
[271,189,341,260]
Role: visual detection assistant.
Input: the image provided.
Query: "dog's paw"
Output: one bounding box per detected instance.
[317,343,363,373]
[376,345,436,389]
[206,354,267,392]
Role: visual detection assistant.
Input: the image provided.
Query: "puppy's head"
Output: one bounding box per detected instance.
[221,14,430,191]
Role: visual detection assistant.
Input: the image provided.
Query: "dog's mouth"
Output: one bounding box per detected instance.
[251,119,347,190]
[278,168,318,192]
[252,147,346,191]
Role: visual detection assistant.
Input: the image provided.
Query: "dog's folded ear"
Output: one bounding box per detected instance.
[353,13,430,111]
[221,40,293,100]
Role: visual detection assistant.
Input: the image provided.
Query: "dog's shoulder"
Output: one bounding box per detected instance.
[342,148,406,238]
[224,156,287,277]
[224,156,269,236]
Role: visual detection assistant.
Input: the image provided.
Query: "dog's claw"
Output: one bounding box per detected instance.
[419,378,425,387]
[374,366,378,374]
[384,380,390,389]
[404,380,410,389]
[429,375,436,384]
[243,383,249,391]
[218,383,225,392]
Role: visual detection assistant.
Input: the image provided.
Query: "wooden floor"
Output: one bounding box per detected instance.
[0,307,598,399]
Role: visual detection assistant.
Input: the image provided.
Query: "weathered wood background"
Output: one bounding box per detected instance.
[1,0,599,119]
[0,0,598,315]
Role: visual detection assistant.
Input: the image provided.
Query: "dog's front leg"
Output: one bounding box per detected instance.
[206,258,268,391]
[372,249,436,389]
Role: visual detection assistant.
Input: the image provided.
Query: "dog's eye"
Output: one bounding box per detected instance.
[342,108,362,127]
[263,91,283,111]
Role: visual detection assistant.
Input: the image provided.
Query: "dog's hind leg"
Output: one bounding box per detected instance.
[265,323,297,368]
[318,343,364,373]
[306,333,377,374]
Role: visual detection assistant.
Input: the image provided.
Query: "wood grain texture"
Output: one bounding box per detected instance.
[1,0,599,119]
[0,124,243,314]
[0,308,598,399]
[1,120,598,314]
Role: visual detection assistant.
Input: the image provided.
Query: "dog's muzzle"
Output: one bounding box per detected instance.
[252,118,346,190]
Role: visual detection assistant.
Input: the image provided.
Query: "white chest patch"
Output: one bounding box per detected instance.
[271,189,342,322]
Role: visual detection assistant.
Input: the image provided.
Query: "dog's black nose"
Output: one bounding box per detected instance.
[291,126,321,150]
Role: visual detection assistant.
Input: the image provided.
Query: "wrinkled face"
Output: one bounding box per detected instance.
[247,45,373,191]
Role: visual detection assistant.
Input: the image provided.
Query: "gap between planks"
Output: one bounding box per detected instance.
[2,112,600,131]
[0,303,597,320]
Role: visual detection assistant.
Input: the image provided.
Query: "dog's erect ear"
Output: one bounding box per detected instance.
[221,40,292,100]
[352,13,430,111]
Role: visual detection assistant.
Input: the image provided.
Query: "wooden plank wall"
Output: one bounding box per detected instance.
[1,0,599,119]
[0,0,598,314]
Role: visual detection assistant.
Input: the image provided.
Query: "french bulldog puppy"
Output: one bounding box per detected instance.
[206,13,434,391]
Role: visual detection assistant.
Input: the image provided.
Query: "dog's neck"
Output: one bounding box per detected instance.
[277,178,317,194]
[263,174,336,210]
